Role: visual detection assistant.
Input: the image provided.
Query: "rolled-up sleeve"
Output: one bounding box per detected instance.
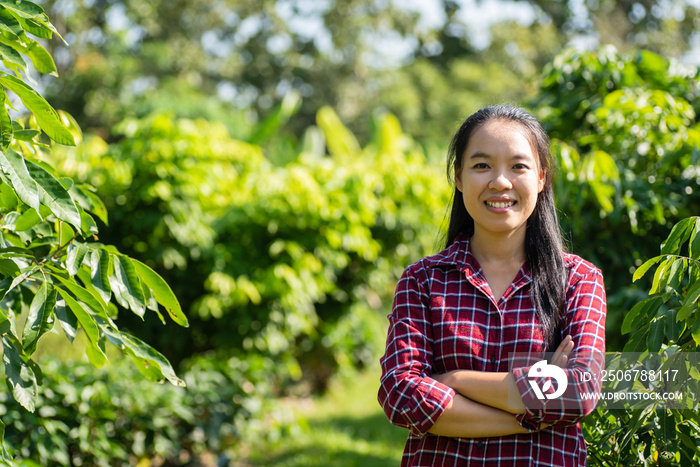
[378,266,456,436]
[512,267,607,429]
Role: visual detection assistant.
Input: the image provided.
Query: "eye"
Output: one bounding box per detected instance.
[513,163,529,170]
[472,163,490,169]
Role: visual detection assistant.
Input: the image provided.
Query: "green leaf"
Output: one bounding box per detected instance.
[24,38,57,76]
[0,74,74,145]
[666,258,687,291]
[661,218,694,255]
[0,0,61,43]
[49,269,110,322]
[89,248,111,303]
[12,129,39,141]
[0,42,25,71]
[0,258,17,276]
[0,8,22,36]
[692,320,700,346]
[111,254,146,318]
[0,110,10,151]
[0,418,11,465]
[1,335,37,412]
[132,258,188,327]
[664,308,683,343]
[21,280,55,355]
[66,242,88,276]
[651,258,673,294]
[57,291,106,367]
[13,207,40,231]
[79,207,98,237]
[633,256,665,282]
[103,327,185,387]
[0,308,10,335]
[72,184,108,225]
[0,148,39,210]
[677,281,700,321]
[54,298,76,343]
[23,158,81,229]
[0,182,17,210]
[622,296,663,334]
[689,218,700,260]
[646,316,665,352]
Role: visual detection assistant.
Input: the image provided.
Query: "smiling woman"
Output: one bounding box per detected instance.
[378,105,607,466]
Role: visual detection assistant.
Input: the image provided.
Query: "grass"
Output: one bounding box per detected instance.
[239,364,407,466]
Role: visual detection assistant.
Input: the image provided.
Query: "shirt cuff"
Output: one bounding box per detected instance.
[402,379,456,436]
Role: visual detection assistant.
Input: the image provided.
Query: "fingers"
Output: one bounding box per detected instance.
[550,335,574,368]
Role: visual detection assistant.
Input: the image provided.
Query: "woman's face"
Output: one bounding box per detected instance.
[456,119,545,240]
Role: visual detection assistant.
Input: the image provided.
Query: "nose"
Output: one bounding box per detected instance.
[488,172,513,191]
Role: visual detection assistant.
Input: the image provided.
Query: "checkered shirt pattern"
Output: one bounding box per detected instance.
[378,236,606,466]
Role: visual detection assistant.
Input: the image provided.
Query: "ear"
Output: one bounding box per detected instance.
[455,167,463,193]
[538,168,546,193]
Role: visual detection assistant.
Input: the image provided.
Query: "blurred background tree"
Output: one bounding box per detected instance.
[36,0,699,143]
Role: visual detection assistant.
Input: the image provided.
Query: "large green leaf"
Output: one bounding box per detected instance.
[621,296,663,334]
[23,158,81,229]
[0,0,61,42]
[0,148,39,210]
[66,242,88,276]
[0,8,22,37]
[21,280,56,355]
[49,269,110,323]
[1,335,37,412]
[111,254,146,318]
[132,258,188,327]
[0,42,25,71]
[89,248,111,303]
[54,298,77,343]
[58,291,106,367]
[71,184,108,225]
[103,327,185,387]
[0,74,74,145]
[660,217,694,255]
[677,281,700,322]
[689,217,700,260]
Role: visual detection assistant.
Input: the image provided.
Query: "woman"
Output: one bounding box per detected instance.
[378,105,606,466]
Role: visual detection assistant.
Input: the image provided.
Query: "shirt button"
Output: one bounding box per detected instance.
[476,441,485,449]
[490,356,496,365]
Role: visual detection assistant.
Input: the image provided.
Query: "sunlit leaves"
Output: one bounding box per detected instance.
[21,280,56,355]
[1,336,37,412]
[0,74,74,145]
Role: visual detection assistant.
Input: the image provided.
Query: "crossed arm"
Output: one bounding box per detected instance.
[427,335,574,437]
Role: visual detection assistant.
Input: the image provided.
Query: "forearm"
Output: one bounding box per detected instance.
[435,370,526,414]
[429,393,530,437]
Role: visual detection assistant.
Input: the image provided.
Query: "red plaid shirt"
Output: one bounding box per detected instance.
[378,236,606,466]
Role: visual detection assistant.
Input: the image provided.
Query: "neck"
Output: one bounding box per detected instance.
[469,226,527,266]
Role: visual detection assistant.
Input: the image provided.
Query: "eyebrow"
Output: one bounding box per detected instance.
[467,152,533,161]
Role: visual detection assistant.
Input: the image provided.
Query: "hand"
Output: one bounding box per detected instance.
[550,335,574,368]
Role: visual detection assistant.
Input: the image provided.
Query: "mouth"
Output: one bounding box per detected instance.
[485,200,516,208]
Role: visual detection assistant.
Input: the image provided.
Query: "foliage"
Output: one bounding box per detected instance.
[583,217,700,465]
[0,353,295,466]
[534,46,700,349]
[48,106,451,389]
[0,1,187,462]
[35,0,699,148]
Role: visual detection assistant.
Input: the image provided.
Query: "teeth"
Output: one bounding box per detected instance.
[486,201,515,208]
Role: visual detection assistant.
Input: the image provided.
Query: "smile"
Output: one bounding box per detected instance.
[485,200,516,208]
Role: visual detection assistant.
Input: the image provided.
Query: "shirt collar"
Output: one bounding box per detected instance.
[429,234,532,287]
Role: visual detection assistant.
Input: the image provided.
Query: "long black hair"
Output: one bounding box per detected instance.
[445,105,566,349]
